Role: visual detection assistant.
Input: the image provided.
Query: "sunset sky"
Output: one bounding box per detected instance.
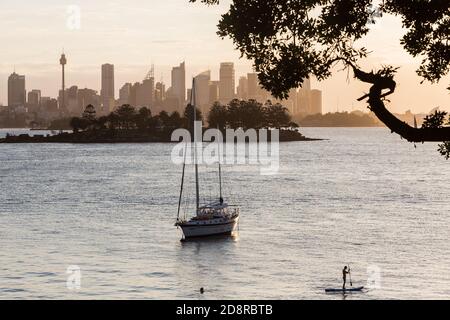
[0,0,448,113]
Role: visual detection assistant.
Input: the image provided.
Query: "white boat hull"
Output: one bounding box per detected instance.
[178,216,239,239]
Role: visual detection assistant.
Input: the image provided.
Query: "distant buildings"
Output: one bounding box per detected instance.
[234,74,322,117]
[1,57,325,127]
[27,90,41,111]
[101,63,115,114]
[295,79,324,116]
[119,83,132,106]
[237,76,248,101]
[171,62,186,112]
[194,70,211,114]
[247,73,259,100]
[78,88,100,113]
[219,62,235,104]
[8,72,26,107]
[209,81,220,106]
[296,78,311,115]
[137,77,155,108]
[59,86,101,116]
[310,89,323,115]
[155,82,166,103]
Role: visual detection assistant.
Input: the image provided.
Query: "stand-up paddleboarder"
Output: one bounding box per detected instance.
[342,266,351,290]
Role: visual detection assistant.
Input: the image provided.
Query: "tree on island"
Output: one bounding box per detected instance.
[69,100,296,136]
[70,104,97,132]
[191,0,450,158]
[208,99,293,130]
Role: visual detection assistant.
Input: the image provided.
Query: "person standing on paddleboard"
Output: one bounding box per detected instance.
[342,266,351,290]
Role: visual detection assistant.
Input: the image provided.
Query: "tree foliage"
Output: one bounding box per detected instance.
[192,0,449,96]
[422,110,450,158]
[207,99,294,130]
[70,104,196,133]
[191,0,450,156]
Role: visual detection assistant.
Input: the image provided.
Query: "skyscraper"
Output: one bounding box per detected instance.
[119,83,132,105]
[219,62,235,103]
[297,87,311,115]
[302,78,311,91]
[287,88,298,115]
[136,78,154,107]
[171,62,186,111]
[66,86,79,114]
[296,78,321,116]
[311,89,323,115]
[8,72,26,107]
[78,88,100,113]
[60,53,67,110]
[194,70,211,115]
[247,73,259,100]
[101,63,115,114]
[155,82,166,103]
[237,76,248,100]
[27,90,41,109]
[209,81,220,105]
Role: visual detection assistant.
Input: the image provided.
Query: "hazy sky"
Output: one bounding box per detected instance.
[0,0,448,113]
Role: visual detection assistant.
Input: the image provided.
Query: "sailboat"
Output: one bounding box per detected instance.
[175,79,240,240]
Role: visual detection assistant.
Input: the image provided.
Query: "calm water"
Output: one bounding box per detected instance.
[0,127,449,300]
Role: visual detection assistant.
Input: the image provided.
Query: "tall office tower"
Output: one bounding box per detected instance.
[302,77,311,91]
[41,97,58,112]
[297,87,311,115]
[247,73,259,100]
[194,71,211,115]
[219,62,235,103]
[136,78,155,107]
[186,89,192,102]
[287,88,298,114]
[296,77,313,115]
[311,89,323,115]
[66,86,79,115]
[129,82,140,107]
[237,76,248,100]
[8,72,26,107]
[101,63,115,114]
[40,96,51,109]
[119,83,132,106]
[171,62,186,111]
[209,81,220,105]
[78,88,100,114]
[60,53,67,110]
[155,82,166,103]
[27,90,41,109]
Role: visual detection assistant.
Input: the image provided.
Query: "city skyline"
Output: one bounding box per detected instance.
[2,58,322,123]
[0,1,448,113]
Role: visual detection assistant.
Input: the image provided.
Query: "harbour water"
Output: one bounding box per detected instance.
[0,127,449,299]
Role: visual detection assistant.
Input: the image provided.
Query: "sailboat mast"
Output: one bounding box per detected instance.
[177,142,188,221]
[217,127,223,201]
[192,79,200,214]
[219,161,223,201]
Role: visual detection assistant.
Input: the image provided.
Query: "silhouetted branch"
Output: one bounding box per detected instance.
[349,64,450,143]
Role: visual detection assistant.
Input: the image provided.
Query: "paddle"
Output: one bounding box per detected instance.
[348,263,353,287]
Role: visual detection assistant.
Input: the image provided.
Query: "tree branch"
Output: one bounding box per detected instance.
[351,66,450,143]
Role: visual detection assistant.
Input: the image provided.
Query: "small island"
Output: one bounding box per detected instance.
[0,100,321,143]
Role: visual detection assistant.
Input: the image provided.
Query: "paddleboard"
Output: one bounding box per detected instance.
[325,286,364,293]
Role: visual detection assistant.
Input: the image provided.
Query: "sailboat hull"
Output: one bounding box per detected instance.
[179,216,239,239]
